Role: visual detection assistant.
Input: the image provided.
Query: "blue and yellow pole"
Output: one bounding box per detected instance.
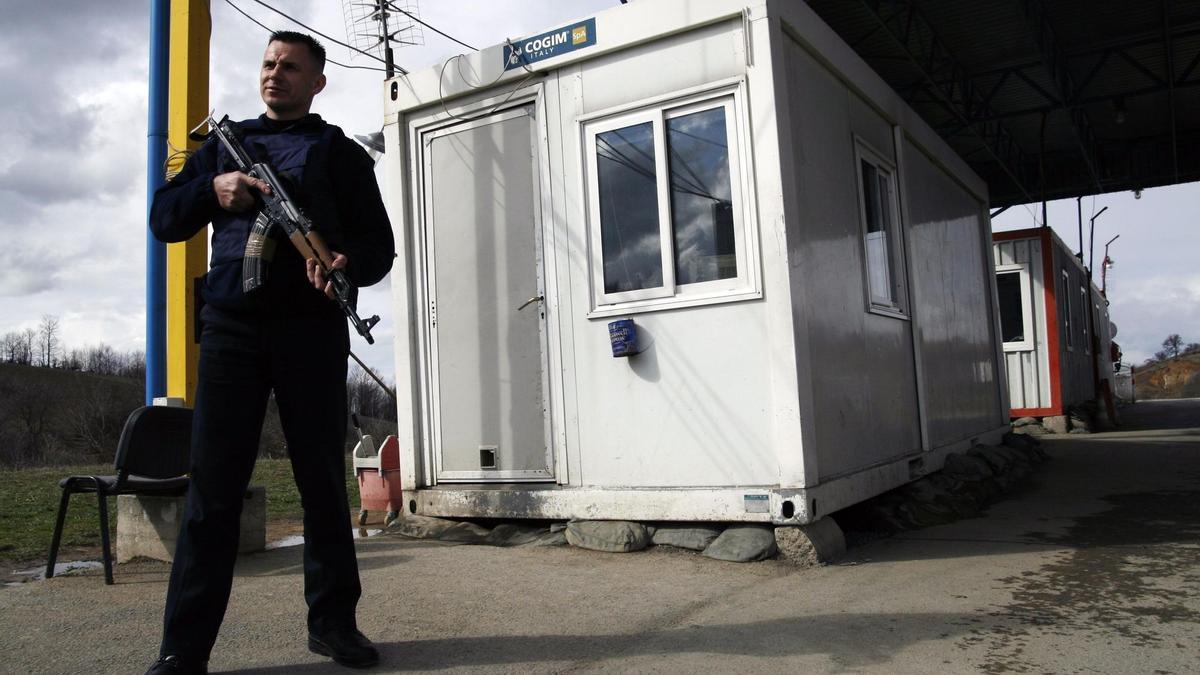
[146,0,170,405]
[165,0,210,406]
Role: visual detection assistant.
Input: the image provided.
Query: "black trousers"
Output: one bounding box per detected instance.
[160,306,360,660]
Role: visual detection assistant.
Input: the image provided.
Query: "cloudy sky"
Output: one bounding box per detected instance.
[0,0,1195,387]
[0,0,613,382]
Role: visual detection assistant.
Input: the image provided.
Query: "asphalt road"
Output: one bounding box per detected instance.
[2,399,1197,674]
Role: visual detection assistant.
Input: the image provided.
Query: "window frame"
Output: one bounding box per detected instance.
[1080,285,1091,354]
[995,263,1034,352]
[581,82,760,317]
[853,137,909,318]
[1061,270,1074,352]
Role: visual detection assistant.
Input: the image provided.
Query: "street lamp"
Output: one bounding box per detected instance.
[1102,234,1120,296]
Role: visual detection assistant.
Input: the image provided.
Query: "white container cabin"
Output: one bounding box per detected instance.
[382,0,1011,526]
[992,227,1116,419]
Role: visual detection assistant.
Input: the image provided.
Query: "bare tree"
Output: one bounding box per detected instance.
[1162,334,1184,360]
[18,328,36,365]
[38,314,61,367]
[347,365,395,422]
[80,344,120,375]
[61,348,84,371]
[1186,342,1200,355]
[0,332,14,362]
[119,349,147,381]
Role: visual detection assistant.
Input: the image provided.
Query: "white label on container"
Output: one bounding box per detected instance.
[743,494,769,513]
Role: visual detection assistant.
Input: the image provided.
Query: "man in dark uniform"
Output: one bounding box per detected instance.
[146,31,393,674]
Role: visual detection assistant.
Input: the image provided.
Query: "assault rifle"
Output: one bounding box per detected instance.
[190,114,381,344]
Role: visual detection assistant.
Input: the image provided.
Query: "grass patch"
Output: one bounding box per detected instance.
[0,458,359,566]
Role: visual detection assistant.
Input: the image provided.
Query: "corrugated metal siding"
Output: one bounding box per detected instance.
[1052,242,1097,409]
[994,236,1050,411]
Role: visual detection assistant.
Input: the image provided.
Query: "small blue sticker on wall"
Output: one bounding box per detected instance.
[504,18,596,71]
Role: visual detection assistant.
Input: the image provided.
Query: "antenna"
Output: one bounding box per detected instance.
[341,0,424,78]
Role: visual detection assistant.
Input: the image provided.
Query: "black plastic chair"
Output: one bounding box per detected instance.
[46,405,193,585]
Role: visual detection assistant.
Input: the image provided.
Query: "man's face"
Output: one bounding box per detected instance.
[260,40,326,120]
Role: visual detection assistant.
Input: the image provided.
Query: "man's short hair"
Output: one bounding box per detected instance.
[268,30,326,72]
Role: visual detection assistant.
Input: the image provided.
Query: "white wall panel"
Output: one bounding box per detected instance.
[579,20,744,115]
[564,19,779,488]
[904,140,1004,445]
[781,36,921,481]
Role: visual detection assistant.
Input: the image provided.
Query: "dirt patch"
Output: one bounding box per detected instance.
[1136,355,1200,400]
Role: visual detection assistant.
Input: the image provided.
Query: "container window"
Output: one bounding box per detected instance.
[667,106,737,285]
[584,88,756,314]
[1080,285,1090,353]
[996,262,1033,351]
[1061,270,1073,351]
[596,121,663,294]
[855,140,907,315]
[997,271,1025,342]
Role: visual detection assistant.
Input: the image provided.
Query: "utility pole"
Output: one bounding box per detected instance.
[1088,206,1108,272]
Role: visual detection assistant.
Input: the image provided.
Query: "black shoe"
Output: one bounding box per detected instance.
[145,655,208,675]
[308,628,380,668]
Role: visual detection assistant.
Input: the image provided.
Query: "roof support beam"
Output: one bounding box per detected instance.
[856,0,1035,204]
[946,76,1200,124]
[965,21,1200,75]
[1018,0,1104,194]
[1164,0,1180,182]
[1181,44,1200,82]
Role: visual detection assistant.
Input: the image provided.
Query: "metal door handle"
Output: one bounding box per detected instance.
[517,295,544,311]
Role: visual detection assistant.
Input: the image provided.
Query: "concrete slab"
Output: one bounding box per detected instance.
[115,486,266,563]
[2,400,1197,674]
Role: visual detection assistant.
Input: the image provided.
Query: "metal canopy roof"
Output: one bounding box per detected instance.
[804,0,1200,207]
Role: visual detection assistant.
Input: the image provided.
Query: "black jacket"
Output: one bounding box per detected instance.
[149,114,394,316]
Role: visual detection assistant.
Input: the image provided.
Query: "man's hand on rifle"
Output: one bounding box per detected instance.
[307,253,347,299]
[213,171,272,212]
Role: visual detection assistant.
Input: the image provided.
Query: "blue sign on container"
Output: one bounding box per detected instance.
[504,18,597,71]
[608,319,638,358]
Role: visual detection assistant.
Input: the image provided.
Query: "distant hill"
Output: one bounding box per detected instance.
[1134,353,1200,400]
[0,363,397,468]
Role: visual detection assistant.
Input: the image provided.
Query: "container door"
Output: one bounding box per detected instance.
[421,105,554,482]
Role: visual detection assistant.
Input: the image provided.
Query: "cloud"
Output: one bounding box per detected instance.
[0,3,148,221]
[1108,275,1200,363]
[0,0,761,383]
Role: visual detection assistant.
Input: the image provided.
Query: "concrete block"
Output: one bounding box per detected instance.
[1042,415,1069,434]
[1011,423,1048,436]
[774,518,846,567]
[116,486,266,563]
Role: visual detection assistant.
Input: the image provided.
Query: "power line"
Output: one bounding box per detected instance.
[224,0,389,73]
[244,0,410,73]
[387,3,476,51]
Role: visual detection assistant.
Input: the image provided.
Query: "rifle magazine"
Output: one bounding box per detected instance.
[242,213,277,293]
